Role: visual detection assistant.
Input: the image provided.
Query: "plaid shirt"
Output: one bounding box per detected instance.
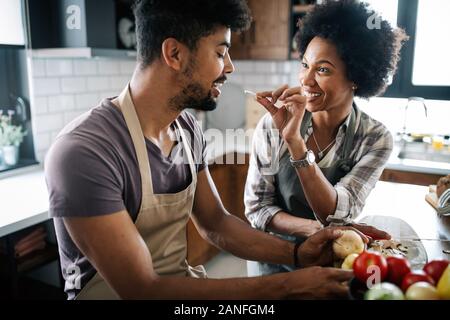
[244,106,393,231]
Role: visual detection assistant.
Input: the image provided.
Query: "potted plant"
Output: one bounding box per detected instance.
[0,111,27,166]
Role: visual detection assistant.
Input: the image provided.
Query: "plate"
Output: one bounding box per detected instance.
[358,215,428,269]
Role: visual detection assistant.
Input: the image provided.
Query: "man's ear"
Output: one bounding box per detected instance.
[161,38,187,71]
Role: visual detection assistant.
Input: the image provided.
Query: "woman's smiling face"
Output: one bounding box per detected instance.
[299,36,355,113]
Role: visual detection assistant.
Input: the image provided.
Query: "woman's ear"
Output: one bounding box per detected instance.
[161,38,187,71]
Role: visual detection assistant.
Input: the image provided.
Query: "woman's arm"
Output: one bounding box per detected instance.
[287,129,393,224]
[244,114,319,237]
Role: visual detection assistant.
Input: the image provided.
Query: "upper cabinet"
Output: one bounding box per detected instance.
[230,0,290,60]
[27,0,137,58]
[229,0,316,60]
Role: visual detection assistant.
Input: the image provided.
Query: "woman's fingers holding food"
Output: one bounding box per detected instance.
[279,86,303,100]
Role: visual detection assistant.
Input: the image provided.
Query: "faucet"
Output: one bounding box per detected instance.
[400,97,428,146]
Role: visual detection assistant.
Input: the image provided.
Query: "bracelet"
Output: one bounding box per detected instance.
[293,242,301,268]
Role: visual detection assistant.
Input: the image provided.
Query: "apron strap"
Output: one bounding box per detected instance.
[117,84,154,196]
[175,119,197,185]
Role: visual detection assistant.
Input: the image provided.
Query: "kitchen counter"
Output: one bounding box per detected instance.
[357,181,450,261]
[0,165,49,238]
[385,143,450,176]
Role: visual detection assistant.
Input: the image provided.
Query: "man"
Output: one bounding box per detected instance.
[45,0,388,299]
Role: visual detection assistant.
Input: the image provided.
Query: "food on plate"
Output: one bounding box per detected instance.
[368,239,408,258]
[364,282,404,300]
[333,230,365,259]
[437,265,450,299]
[386,255,411,286]
[341,253,359,270]
[353,251,388,284]
[401,270,435,292]
[423,259,450,283]
[405,282,439,300]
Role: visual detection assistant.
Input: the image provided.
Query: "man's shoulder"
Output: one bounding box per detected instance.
[46,99,126,169]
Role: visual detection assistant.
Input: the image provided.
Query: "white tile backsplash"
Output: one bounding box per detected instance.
[34,113,64,134]
[32,97,48,115]
[48,95,75,112]
[98,60,121,75]
[86,76,110,92]
[75,93,99,110]
[73,59,98,76]
[31,59,46,77]
[45,59,73,77]
[33,78,60,96]
[119,60,136,75]
[60,77,87,93]
[28,58,450,164]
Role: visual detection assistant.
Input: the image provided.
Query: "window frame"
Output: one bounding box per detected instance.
[383,0,450,100]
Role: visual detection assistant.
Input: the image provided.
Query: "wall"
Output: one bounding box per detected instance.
[29,57,135,162]
[29,59,450,163]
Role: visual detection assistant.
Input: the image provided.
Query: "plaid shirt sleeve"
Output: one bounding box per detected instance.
[244,114,284,231]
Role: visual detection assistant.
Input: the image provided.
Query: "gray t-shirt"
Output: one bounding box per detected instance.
[45,98,206,299]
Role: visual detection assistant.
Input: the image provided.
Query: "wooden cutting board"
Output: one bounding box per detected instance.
[358,215,428,269]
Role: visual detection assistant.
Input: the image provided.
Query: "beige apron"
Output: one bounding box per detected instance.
[76,85,207,300]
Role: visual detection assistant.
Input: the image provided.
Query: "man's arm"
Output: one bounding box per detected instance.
[193,167,297,265]
[64,210,352,299]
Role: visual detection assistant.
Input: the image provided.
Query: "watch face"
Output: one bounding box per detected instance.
[307,150,316,163]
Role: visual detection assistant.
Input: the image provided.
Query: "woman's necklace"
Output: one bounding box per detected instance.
[312,131,336,159]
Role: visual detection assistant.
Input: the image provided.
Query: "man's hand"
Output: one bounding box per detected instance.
[287,267,353,299]
[297,226,370,268]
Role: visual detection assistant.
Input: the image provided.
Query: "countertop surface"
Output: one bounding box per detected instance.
[357,181,450,261]
[1,136,449,239]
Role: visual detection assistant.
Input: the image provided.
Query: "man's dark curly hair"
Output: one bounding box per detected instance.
[133,0,252,67]
[296,0,408,98]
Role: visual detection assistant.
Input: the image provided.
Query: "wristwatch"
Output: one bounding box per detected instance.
[289,150,316,168]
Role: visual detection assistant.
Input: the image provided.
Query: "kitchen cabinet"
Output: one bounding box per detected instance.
[229,0,290,60]
[27,0,136,58]
[229,0,316,60]
[187,153,250,266]
[380,169,442,186]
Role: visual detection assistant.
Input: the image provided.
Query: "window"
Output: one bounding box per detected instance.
[382,0,450,100]
[412,0,450,86]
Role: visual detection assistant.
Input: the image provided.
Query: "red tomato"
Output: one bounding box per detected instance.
[423,260,450,283]
[401,270,435,292]
[353,251,388,284]
[386,255,411,286]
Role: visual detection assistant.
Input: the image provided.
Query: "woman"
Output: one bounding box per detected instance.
[244,0,408,275]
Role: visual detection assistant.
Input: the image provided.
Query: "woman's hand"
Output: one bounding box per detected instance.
[255,85,307,144]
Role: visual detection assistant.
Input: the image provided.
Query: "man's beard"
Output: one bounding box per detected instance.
[169,57,222,112]
[174,82,218,112]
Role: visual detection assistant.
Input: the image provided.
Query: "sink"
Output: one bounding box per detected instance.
[397,142,450,163]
